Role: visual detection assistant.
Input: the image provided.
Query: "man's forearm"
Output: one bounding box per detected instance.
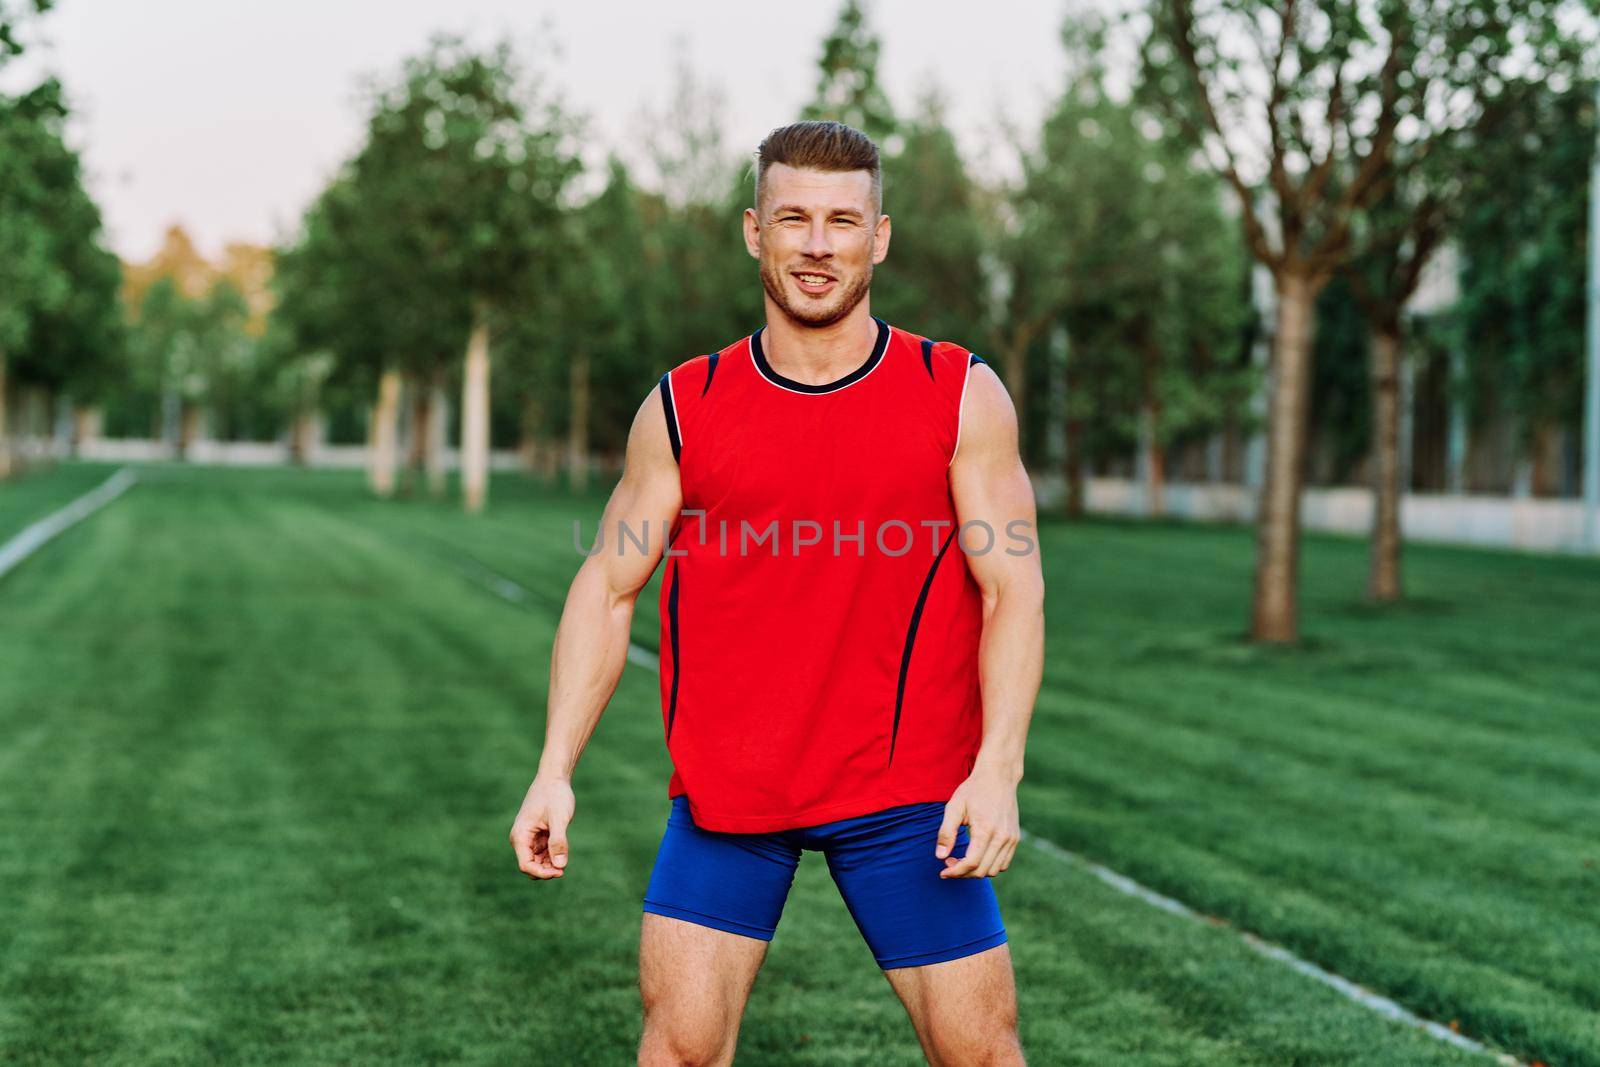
[971,580,1044,782]
[536,564,638,780]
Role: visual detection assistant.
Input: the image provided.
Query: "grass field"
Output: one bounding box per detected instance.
[0,462,124,545]
[1,462,1596,1066]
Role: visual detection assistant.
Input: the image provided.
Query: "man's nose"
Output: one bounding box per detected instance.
[803,218,832,259]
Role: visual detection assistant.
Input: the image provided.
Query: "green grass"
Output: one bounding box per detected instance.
[0,461,124,544]
[1,462,1595,1065]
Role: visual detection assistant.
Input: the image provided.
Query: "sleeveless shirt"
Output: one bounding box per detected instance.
[654,315,986,832]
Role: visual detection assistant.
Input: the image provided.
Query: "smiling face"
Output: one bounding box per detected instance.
[744,162,891,328]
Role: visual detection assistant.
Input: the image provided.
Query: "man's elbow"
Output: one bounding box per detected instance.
[980,567,1045,616]
[1015,570,1046,616]
[571,557,645,617]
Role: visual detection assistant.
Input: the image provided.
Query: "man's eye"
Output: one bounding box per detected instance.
[780,215,803,222]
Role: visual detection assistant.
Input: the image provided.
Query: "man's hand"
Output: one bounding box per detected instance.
[934,767,1021,878]
[510,775,576,880]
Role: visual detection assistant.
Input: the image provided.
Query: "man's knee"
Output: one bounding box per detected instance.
[926,1014,1025,1066]
[637,1003,735,1067]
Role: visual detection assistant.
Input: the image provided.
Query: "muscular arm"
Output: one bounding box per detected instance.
[511,385,682,880]
[934,363,1045,879]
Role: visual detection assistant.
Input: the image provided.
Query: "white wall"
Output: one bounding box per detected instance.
[32,436,1600,555]
[1033,475,1596,555]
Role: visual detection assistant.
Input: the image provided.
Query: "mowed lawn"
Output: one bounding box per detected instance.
[0,462,125,545]
[0,464,1594,1066]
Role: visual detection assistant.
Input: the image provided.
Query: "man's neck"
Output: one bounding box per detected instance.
[760,301,878,387]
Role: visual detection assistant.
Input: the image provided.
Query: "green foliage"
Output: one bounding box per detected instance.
[0,0,51,67]
[1141,0,1594,282]
[0,82,71,355]
[1026,21,1253,466]
[357,36,580,318]
[1451,81,1593,447]
[872,91,990,348]
[1309,275,1373,483]
[0,75,125,403]
[124,276,276,440]
[275,34,582,410]
[799,6,992,353]
[800,0,897,146]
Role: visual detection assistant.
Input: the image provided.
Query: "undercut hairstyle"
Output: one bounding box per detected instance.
[754,120,882,216]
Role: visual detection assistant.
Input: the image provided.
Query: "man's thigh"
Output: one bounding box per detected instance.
[882,943,1023,1065]
[817,801,1020,1061]
[638,912,770,1046]
[819,801,1008,970]
[637,795,802,1063]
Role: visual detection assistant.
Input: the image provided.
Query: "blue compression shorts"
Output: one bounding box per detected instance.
[642,794,1008,970]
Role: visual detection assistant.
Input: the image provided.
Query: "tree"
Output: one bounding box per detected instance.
[0,0,51,68]
[1142,0,1592,642]
[872,89,991,356]
[1341,27,1589,603]
[800,4,997,427]
[353,36,581,511]
[800,0,897,147]
[1452,82,1595,501]
[274,173,442,496]
[1,74,121,476]
[123,275,254,458]
[501,158,647,490]
[1028,23,1251,516]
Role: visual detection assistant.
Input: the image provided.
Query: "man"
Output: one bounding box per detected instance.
[510,119,1044,1066]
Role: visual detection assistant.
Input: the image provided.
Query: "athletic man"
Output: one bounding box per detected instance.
[510,120,1044,1066]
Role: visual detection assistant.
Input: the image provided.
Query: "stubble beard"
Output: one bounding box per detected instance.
[759,256,873,329]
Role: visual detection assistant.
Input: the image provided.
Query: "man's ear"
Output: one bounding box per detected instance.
[743,207,761,259]
[872,213,891,265]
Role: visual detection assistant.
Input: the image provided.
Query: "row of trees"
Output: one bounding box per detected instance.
[5,1,1596,645]
[0,0,122,477]
[268,7,1265,520]
[1141,0,1593,636]
[296,1,1589,641]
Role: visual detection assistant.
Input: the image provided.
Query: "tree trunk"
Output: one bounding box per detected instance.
[1367,324,1404,603]
[370,368,402,497]
[0,349,11,480]
[1251,270,1319,643]
[1140,339,1165,518]
[1064,416,1086,518]
[461,310,491,513]
[1143,415,1166,518]
[405,374,429,489]
[997,335,1030,457]
[520,391,545,476]
[37,388,60,468]
[71,405,102,458]
[178,403,202,461]
[1530,422,1561,497]
[289,407,321,467]
[425,370,447,498]
[566,350,590,493]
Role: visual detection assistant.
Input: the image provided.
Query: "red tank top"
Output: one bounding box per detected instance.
[654,316,986,832]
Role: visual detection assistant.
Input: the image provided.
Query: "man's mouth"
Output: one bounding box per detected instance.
[792,271,837,296]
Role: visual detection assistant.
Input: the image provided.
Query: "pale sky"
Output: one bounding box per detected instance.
[13,1,1077,263]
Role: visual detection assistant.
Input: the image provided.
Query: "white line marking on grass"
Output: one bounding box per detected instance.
[1019,834,1527,1066]
[443,550,1527,1067]
[444,548,662,670]
[0,467,137,583]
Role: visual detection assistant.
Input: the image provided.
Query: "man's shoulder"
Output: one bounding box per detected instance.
[665,332,753,377]
[657,333,754,411]
[887,324,987,379]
